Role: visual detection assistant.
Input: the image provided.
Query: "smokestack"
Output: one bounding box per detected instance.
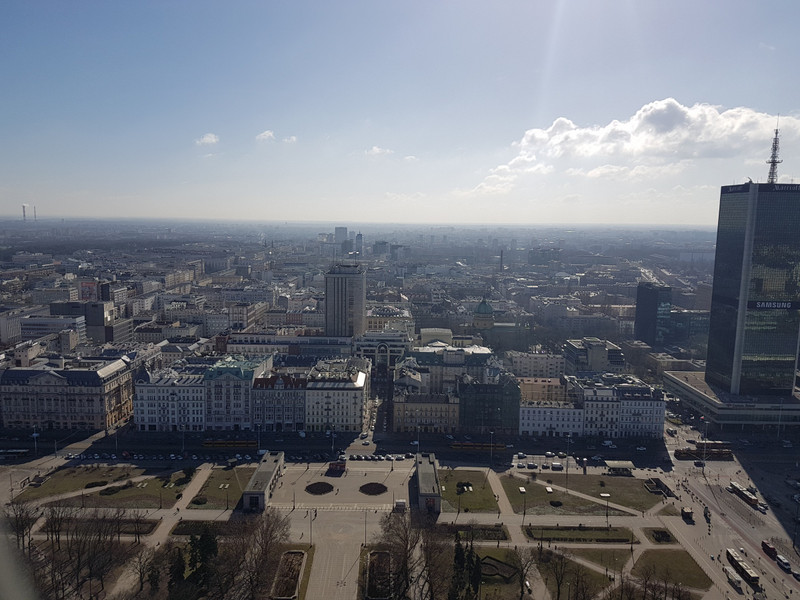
[21,204,26,222]
[33,206,37,221]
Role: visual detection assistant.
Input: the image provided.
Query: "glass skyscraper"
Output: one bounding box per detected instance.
[705,182,800,396]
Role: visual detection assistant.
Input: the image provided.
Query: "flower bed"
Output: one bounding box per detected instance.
[272,551,305,599]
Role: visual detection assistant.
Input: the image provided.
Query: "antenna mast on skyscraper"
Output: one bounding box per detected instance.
[767,120,782,184]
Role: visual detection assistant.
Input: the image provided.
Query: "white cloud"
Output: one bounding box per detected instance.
[195,133,219,146]
[472,99,800,195]
[256,130,275,142]
[366,145,393,156]
[283,136,297,144]
[404,155,418,162]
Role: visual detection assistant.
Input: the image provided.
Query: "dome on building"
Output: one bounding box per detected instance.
[474,299,494,315]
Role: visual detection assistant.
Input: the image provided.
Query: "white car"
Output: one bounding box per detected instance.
[410,440,419,445]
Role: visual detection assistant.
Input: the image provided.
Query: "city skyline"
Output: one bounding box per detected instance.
[3,2,800,226]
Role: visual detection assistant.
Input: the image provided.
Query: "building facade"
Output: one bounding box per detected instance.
[134,372,205,432]
[705,182,800,396]
[305,358,370,433]
[324,264,366,337]
[252,374,307,433]
[634,282,672,347]
[564,337,625,376]
[0,359,133,430]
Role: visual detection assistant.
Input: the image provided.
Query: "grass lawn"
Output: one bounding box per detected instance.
[475,548,524,600]
[499,473,629,517]
[523,525,637,544]
[48,469,196,509]
[632,549,712,591]
[16,465,146,503]
[189,466,255,510]
[571,548,632,572]
[438,469,499,513]
[538,472,663,513]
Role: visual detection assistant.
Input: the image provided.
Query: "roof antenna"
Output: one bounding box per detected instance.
[767,116,782,184]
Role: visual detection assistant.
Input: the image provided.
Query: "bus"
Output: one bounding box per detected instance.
[726,548,760,587]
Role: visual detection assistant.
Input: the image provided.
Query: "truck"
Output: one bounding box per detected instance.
[394,499,407,512]
[681,507,694,522]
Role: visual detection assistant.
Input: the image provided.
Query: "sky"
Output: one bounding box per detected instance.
[3,1,800,227]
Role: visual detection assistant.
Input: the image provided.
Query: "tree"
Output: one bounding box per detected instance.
[418,522,453,600]
[376,509,422,600]
[5,499,37,555]
[508,545,537,600]
[540,549,572,600]
[168,547,186,590]
[131,547,154,593]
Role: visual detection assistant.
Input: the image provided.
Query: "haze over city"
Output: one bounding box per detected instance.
[3,1,800,225]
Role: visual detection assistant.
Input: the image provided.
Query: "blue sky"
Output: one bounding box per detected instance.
[2,1,800,225]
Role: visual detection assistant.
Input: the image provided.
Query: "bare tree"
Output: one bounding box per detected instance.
[540,549,572,600]
[238,508,291,600]
[376,509,422,600]
[635,562,657,600]
[570,562,601,600]
[42,504,73,551]
[508,545,537,600]
[5,499,37,555]
[131,546,155,593]
[418,520,453,600]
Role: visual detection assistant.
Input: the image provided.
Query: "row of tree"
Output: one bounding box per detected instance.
[372,511,696,600]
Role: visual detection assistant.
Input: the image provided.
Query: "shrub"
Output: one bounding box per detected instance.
[85,480,108,489]
[191,496,207,505]
[99,486,121,496]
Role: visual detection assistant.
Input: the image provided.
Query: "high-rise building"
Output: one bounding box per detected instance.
[634,282,672,347]
[324,263,366,337]
[705,181,800,396]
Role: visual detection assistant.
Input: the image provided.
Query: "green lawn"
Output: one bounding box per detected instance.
[632,549,712,591]
[571,548,632,572]
[499,473,630,516]
[46,469,196,509]
[438,469,500,513]
[537,472,663,513]
[188,466,255,510]
[16,465,146,502]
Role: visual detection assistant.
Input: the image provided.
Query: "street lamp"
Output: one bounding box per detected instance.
[601,493,611,528]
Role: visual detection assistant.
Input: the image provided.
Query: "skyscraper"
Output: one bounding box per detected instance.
[705,181,800,396]
[324,263,366,337]
[634,282,672,347]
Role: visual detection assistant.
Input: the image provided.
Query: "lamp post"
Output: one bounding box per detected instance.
[601,493,611,528]
[565,434,572,495]
[32,426,38,457]
[489,430,495,466]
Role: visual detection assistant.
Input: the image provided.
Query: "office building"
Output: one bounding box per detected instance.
[705,182,800,396]
[564,337,625,376]
[634,282,672,347]
[324,263,366,337]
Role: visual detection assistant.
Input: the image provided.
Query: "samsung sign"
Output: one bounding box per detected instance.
[748,301,800,310]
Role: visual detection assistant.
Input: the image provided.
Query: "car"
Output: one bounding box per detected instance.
[410,440,419,445]
[541,463,550,469]
[517,463,526,469]
[591,455,603,461]
[545,451,555,458]
[405,452,414,458]
[463,435,472,441]
[527,462,537,469]
[93,454,100,460]
[362,440,370,446]
[609,444,618,449]
[395,455,405,461]
[517,452,527,459]
[244,454,252,461]
[557,451,567,458]
[694,460,705,467]
[110,454,116,460]
[191,454,198,460]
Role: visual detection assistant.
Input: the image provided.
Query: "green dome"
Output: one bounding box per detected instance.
[474,299,493,315]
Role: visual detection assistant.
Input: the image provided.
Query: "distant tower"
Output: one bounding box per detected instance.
[634,282,672,347]
[767,126,782,184]
[21,204,26,222]
[324,263,366,337]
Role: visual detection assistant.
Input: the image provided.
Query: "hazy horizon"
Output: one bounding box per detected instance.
[3,2,800,226]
